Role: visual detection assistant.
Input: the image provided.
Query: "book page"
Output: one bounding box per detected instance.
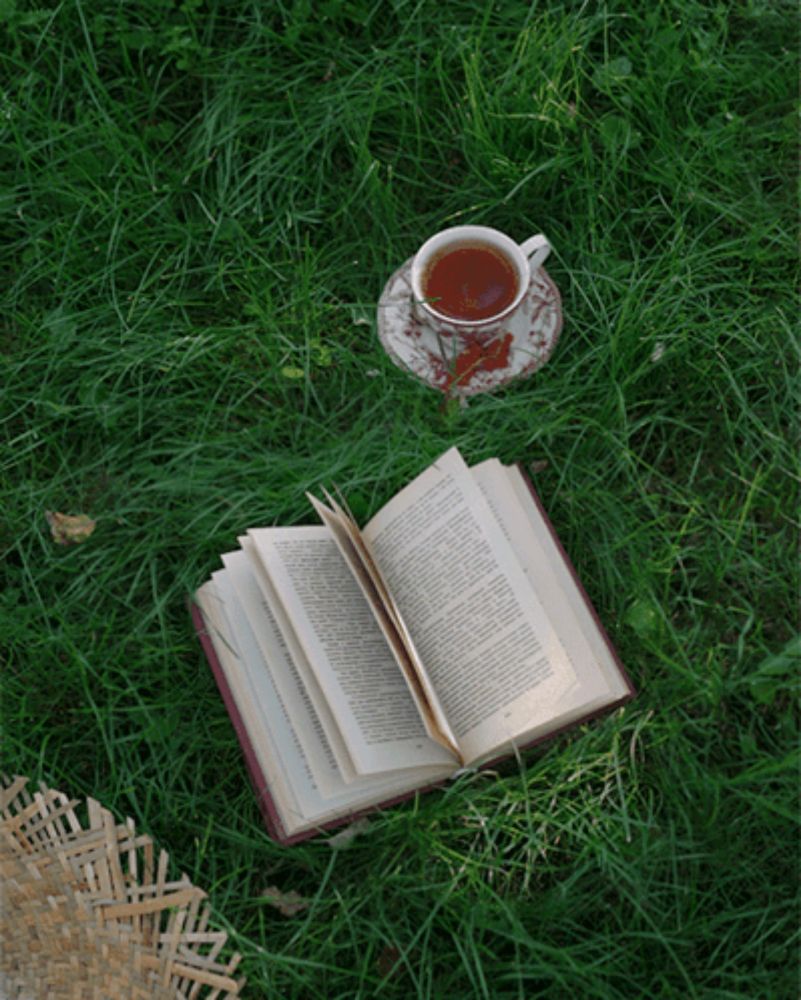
[362,448,579,764]
[307,491,459,756]
[247,526,456,775]
[472,461,611,726]
[198,575,454,838]
[239,536,357,782]
[198,573,312,826]
[222,549,348,795]
[500,462,630,701]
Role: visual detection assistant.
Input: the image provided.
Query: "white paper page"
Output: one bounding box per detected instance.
[472,461,606,713]
[307,493,458,755]
[247,526,456,775]
[363,447,579,764]
[241,535,357,781]
[200,573,453,837]
[502,463,630,701]
[453,461,632,760]
[222,549,346,795]
[199,575,308,826]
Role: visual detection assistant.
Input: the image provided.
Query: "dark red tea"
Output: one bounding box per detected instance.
[422,241,518,321]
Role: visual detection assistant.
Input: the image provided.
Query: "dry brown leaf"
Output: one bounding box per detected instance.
[45,511,96,545]
[260,886,309,918]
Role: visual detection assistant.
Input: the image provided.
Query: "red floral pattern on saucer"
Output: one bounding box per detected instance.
[377,257,562,398]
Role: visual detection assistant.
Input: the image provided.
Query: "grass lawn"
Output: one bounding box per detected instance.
[2,1,798,996]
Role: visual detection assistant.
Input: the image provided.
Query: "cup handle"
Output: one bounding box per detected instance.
[520,234,551,273]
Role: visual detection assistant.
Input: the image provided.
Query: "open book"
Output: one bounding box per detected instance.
[192,448,634,843]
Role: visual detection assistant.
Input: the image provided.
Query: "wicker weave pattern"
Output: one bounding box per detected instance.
[1,776,244,998]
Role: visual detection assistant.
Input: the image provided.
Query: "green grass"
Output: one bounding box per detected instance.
[2,0,798,996]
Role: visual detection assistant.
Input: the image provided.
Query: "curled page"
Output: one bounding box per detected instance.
[307,491,460,759]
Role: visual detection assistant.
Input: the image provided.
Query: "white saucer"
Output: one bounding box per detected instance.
[377,257,563,398]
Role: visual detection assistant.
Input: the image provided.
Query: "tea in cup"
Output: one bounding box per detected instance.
[410,225,550,334]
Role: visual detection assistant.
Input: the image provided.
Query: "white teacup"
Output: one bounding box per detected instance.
[410,225,551,340]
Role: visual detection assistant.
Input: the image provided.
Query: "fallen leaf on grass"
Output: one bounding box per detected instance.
[45,511,96,545]
[260,886,309,917]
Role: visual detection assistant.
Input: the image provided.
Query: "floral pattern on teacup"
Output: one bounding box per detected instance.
[378,259,562,399]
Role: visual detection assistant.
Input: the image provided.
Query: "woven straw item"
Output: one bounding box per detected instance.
[0,775,245,998]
